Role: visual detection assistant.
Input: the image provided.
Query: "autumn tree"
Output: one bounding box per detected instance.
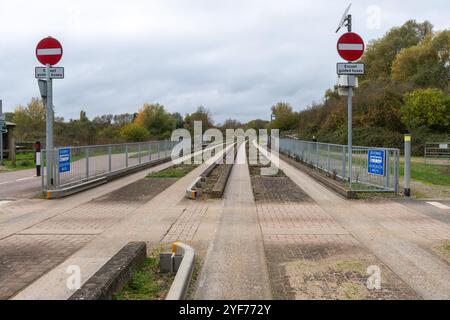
[184,106,214,133]
[12,98,45,141]
[361,20,433,81]
[135,103,175,139]
[120,123,149,142]
[401,88,450,132]
[392,30,450,90]
[270,102,298,132]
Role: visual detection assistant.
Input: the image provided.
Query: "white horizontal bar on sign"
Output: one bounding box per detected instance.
[338,43,364,51]
[37,48,62,55]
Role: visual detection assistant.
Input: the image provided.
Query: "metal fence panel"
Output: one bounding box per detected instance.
[41,140,176,190]
[280,138,399,192]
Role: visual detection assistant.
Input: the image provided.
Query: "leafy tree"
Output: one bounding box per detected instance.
[184,106,214,133]
[270,102,298,131]
[245,119,269,130]
[171,112,185,129]
[120,123,149,142]
[222,119,242,130]
[12,98,45,141]
[392,30,450,89]
[362,20,433,81]
[135,103,175,139]
[401,88,450,131]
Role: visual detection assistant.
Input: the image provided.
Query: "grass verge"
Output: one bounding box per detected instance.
[399,161,450,187]
[114,255,174,300]
[147,164,197,179]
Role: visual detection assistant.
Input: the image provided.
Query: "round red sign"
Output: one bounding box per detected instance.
[36,37,63,66]
[337,32,365,62]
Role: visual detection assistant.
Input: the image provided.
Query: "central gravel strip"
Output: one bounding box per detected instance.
[195,142,272,300]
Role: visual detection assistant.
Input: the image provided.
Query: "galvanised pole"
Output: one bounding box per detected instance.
[45,64,54,188]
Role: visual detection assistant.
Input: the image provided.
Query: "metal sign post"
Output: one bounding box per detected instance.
[46,63,54,187]
[336,5,365,190]
[35,36,63,189]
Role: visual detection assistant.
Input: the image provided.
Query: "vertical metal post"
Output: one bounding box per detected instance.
[108,145,112,172]
[348,85,353,189]
[327,144,331,173]
[85,148,89,179]
[404,134,411,197]
[395,150,400,194]
[149,143,152,161]
[385,150,390,190]
[316,143,319,167]
[138,143,142,164]
[0,100,3,166]
[342,146,346,179]
[125,144,129,168]
[41,151,45,190]
[45,64,54,187]
[158,142,160,159]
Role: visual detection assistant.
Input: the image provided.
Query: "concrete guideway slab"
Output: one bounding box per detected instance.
[195,142,272,300]
[11,145,232,300]
[257,145,450,300]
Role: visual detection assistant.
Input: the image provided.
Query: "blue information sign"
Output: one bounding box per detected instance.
[368,150,385,176]
[59,148,71,173]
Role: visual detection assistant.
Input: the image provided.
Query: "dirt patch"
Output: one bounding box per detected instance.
[197,164,227,199]
[94,178,178,203]
[265,243,420,300]
[252,176,312,203]
[432,242,450,265]
[249,153,312,203]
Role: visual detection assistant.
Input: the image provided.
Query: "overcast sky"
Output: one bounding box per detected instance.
[0,0,448,123]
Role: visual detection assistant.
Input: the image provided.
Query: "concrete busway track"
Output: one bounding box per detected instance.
[194,141,272,300]
[256,142,450,300]
[10,142,233,300]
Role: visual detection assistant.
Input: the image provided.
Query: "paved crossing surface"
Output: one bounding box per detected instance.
[0,142,449,300]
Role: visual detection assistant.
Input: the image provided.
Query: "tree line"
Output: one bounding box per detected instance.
[269,20,449,155]
[4,20,448,155]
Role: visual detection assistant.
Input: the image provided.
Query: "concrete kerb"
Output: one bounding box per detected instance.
[185,142,236,200]
[69,242,147,300]
[45,157,171,199]
[165,242,195,300]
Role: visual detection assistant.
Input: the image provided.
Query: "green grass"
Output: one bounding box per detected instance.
[114,257,174,300]
[147,165,196,178]
[399,161,450,187]
[1,152,35,171]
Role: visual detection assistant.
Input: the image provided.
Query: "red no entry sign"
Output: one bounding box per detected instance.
[337,32,365,62]
[36,37,63,66]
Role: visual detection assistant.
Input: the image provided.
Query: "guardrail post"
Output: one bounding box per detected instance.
[316,143,319,167]
[158,142,161,159]
[395,150,399,194]
[56,150,60,187]
[108,145,112,172]
[41,151,45,191]
[86,148,89,179]
[342,146,346,179]
[125,144,129,168]
[327,144,330,173]
[138,143,142,164]
[385,150,390,190]
[149,143,152,161]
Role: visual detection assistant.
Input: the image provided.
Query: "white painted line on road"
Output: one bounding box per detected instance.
[0,200,12,207]
[426,202,450,210]
[16,177,34,182]
[0,181,12,185]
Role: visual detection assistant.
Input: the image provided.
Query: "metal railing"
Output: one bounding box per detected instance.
[41,140,177,190]
[425,142,450,165]
[279,138,400,192]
